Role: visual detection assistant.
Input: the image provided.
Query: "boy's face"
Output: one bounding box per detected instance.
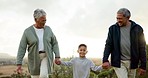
[77,46,87,58]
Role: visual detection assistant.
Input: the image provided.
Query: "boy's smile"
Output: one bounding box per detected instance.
[78,46,87,58]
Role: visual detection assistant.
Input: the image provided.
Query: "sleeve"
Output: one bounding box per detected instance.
[90,60,102,71]
[103,27,113,63]
[50,30,60,58]
[138,27,147,70]
[61,58,74,66]
[16,31,27,65]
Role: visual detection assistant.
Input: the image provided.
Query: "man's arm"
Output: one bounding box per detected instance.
[103,27,113,63]
[16,31,27,65]
[138,27,146,70]
[138,27,146,75]
[16,31,27,73]
[51,32,60,58]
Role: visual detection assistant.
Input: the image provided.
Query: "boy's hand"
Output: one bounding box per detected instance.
[55,58,61,65]
[102,62,110,69]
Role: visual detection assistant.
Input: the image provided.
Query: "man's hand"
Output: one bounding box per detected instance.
[16,65,22,74]
[138,68,146,76]
[55,58,61,65]
[102,62,110,69]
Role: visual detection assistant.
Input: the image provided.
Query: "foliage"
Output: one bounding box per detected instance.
[135,44,148,78]
[97,68,117,78]
[52,57,73,78]
[9,46,148,78]
[11,70,31,78]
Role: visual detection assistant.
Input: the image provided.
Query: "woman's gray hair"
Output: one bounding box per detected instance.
[33,9,46,19]
[117,8,131,18]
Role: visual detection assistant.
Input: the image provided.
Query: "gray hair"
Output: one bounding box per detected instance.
[117,8,131,18]
[33,9,46,19]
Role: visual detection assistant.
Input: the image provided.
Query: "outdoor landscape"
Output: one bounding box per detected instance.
[0,0,148,78]
[0,45,148,78]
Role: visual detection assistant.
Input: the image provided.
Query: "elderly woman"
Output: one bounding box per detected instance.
[16,9,60,78]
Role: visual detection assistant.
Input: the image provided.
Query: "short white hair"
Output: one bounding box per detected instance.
[33,9,46,19]
[117,8,131,18]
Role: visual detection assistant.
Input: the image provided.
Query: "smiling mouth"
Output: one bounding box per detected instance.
[118,22,122,25]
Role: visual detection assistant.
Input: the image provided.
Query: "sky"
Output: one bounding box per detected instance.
[0,0,148,58]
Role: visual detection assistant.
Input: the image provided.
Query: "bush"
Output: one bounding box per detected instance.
[11,70,30,78]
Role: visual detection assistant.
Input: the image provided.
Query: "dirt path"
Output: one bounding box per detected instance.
[0,65,29,77]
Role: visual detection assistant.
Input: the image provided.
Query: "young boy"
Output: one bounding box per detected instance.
[56,44,102,78]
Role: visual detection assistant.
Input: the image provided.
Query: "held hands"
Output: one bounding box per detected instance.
[138,68,146,76]
[55,58,61,65]
[102,62,110,69]
[16,65,22,74]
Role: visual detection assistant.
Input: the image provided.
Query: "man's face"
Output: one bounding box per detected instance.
[116,13,129,26]
[77,46,87,58]
[36,15,46,28]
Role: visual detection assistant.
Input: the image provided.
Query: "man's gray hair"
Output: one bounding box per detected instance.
[33,9,46,19]
[117,8,131,18]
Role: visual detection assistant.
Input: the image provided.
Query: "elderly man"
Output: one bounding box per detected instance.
[102,8,146,78]
[16,9,60,78]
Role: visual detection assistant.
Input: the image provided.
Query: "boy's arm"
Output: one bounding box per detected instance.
[60,58,74,66]
[61,61,73,66]
[90,61,102,71]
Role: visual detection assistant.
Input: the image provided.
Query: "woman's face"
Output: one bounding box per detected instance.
[36,15,46,28]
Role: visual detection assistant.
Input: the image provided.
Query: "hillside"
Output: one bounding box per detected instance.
[0,53,14,59]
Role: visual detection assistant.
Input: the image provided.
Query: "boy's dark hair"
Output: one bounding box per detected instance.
[78,44,87,48]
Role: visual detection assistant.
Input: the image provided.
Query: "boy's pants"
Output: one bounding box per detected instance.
[31,53,49,78]
[113,60,136,78]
